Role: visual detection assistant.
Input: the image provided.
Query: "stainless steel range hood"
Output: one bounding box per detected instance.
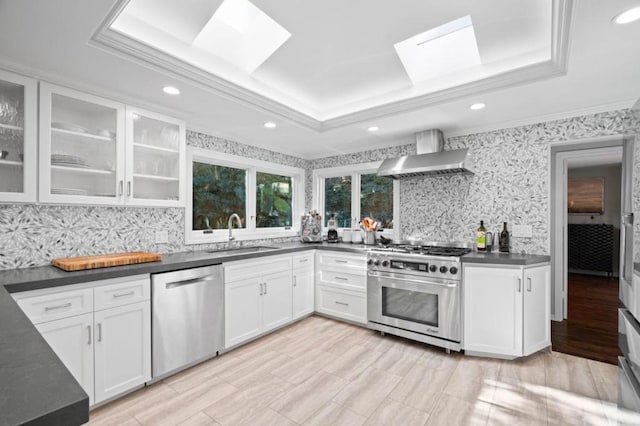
[377,129,474,178]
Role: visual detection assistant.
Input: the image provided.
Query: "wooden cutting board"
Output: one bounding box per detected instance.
[52,252,162,272]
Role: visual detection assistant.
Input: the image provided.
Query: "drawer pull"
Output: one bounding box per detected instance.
[334,276,349,281]
[335,301,349,307]
[335,259,348,263]
[44,302,72,312]
[299,258,309,263]
[113,291,135,298]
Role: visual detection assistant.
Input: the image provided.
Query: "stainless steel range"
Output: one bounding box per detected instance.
[366,242,471,351]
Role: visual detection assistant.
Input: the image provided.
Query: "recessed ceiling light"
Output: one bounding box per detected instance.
[470,103,486,110]
[367,126,380,132]
[264,121,277,129]
[162,86,180,95]
[613,6,640,24]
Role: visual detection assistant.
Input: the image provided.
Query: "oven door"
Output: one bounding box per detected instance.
[367,271,460,342]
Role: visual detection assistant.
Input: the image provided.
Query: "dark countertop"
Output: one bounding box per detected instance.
[0,242,368,293]
[462,251,551,265]
[0,285,89,426]
[0,240,546,425]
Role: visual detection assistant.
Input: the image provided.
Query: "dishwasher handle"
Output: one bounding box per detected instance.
[165,276,217,289]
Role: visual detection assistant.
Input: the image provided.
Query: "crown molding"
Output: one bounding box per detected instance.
[90,0,573,133]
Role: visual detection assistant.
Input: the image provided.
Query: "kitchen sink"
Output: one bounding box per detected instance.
[205,246,279,255]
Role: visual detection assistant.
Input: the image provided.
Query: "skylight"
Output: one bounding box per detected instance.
[192,0,291,74]
[394,15,482,84]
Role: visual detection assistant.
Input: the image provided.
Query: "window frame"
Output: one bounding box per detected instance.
[186,147,305,244]
[313,161,400,240]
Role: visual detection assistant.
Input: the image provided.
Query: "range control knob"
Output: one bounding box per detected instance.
[429,265,437,272]
[382,260,389,267]
[367,259,373,266]
[439,266,448,274]
[373,259,380,266]
[450,266,458,275]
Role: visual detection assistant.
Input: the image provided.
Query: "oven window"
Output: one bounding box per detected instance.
[382,288,438,327]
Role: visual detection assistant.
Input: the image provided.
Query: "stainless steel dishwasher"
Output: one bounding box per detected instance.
[152,264,224,379]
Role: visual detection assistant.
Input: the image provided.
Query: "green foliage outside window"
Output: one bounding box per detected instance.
[324,176,352,228]
[256,172,293,228]
[360,173,393,229]
[192,162,246,230]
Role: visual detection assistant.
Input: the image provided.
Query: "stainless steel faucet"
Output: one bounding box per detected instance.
[228,213,242,241]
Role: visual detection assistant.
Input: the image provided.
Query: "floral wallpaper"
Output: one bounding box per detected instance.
[1,110,639,270]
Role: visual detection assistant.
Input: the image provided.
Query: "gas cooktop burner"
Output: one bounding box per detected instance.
[371,244,471,257]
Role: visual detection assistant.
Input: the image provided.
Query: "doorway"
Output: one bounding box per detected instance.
[550,138,632,364]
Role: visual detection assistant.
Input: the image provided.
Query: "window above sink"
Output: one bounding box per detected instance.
[186,147,305,244]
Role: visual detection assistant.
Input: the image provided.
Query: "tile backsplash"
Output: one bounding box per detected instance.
[1,109,639,269]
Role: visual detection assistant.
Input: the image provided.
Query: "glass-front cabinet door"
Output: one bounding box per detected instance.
[125,107,185,207]
[39,83,125,205]
[0,69,37,202]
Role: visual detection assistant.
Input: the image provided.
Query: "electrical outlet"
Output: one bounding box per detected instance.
[155,230,169,244]
[511,225,533,238]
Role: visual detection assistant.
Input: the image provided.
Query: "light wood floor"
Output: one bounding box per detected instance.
[88,315,638,426]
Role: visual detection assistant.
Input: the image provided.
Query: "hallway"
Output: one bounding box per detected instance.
[551,273,621,365]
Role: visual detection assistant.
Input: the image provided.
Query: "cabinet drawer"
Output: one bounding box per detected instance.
[16,288,94,324]
[94,276,150,311]
[318,270,366,290]
[317,252,366,271]
[225,255,292,282]
[292,252,314,270]
[316,285,366,324]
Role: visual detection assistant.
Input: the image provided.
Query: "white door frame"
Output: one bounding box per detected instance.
[550,137,624,321]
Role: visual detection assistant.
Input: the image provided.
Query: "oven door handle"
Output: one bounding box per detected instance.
[367,272,458,288]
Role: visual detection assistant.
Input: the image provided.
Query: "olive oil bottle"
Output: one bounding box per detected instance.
[476,220,486,251]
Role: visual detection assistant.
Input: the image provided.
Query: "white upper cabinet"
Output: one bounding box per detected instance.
[0,69,37,203]
[39,83,185,207]
[125,106,185,207]
[39,83,125,205]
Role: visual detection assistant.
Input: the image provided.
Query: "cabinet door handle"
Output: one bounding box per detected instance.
[127,181,132,197]
[335,276,349,281]
[264,282,267,295]
[517,278,522,293]
[87,325,91,345]
[293,276,297,287]
[335,301,349,306]
[299,258,309,263]
[44,302,72,312]
[97,323,102,342]
[113,291,135,298]
[335,259,348,264]
[119,180,124,196]
[527,277,532,292]
[259,283,263,296]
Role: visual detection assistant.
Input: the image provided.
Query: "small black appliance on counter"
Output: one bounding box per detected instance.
[327,213,339,243]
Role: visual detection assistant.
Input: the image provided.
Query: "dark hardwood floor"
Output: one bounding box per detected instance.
[551,273,622,365]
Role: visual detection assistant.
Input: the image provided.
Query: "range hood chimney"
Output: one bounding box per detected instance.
[377,129,474,179]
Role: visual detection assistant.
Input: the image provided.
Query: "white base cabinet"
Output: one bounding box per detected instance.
[463,263,550,358]
[315,250,367,324]
[292,252,314,320]
[224,256,293,349]
[13,275,151,406]
[94,301,151,403]
[35,313,95,404]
